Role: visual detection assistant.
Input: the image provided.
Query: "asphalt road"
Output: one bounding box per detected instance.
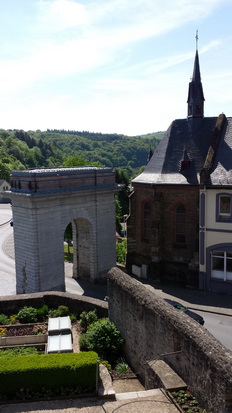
[0,204,16,296]
[197,310,232,351]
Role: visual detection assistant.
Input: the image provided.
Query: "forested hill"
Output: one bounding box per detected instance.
[0,128,165,182]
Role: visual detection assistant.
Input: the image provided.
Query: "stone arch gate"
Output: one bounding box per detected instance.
[9,167,118,294]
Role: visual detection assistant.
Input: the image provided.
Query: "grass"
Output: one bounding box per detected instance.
[64,243,73,262]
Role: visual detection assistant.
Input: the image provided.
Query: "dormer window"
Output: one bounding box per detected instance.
[180,148,191,172]
[180,160,191,171]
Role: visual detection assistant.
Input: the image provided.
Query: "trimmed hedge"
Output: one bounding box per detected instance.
[0,351,98,397]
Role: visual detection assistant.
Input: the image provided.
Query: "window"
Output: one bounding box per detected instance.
[143,201,151,240]
[219,195,231,218]
[216,193,232,222]
[180,160,191,171]
[211,251,232,281]
[175,204,186,245]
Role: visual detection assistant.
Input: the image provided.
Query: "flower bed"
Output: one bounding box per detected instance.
[169,389,208,413]
[0,324,48,347]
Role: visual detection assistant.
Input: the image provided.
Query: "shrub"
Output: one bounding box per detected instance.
[79,334,88,351]
[85,319,123,361]
[8,314,18,324]
[0,314,9,325]
[70,313,77,322]
[0,347,38,358]
[79,310,98,332]
[37,305,49,321]
[57,305,69,316]
[49,305,69,318]
[17,307,38,323]
[116,239,126,264]
[115,359,129,374]
[101,360,111,370]
[0,352,98,398]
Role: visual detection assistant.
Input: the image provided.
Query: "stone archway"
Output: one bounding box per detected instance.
[72,218,92,280]
[9,167,117,294]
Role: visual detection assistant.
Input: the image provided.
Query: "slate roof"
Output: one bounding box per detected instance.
[133,117,217,186]
[207,117,232,186]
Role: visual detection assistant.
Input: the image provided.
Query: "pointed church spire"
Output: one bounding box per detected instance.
[187,31,205,118]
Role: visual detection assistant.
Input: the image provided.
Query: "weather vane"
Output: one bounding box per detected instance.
[196,30,198,51]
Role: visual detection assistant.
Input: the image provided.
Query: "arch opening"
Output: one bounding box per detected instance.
[64,218,92,287]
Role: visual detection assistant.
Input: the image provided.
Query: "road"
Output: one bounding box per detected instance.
[197,310,232,351]
[0,204,16,296]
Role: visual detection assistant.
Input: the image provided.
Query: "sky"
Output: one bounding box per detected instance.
[0,0,232,136]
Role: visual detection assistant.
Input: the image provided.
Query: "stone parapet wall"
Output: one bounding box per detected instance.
[108,267,232,413]
[0,291,108,319]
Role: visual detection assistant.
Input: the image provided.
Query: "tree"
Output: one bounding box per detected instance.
[64,223,73,254]
[0,162,10,182]
[64,156,87,167]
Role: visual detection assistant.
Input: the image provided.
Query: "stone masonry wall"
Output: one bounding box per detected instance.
[108,267,232,413]
[0,291,108,319]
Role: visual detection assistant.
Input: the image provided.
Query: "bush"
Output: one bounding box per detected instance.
[17,307,38,324]
[0,352,98,398]
[0,347,38,358]
[37,305,49,321]
[79,310,98,332]
[79,334,88,351]
[116,239,126,264]
[70,313,77,322]
[85,319,123,361]
[8,314,18,324]
[115,359,129,374]
[0,314,9,325]
[49,305,69,318]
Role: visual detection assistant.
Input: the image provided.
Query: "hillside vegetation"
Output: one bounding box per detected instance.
[0,129,164,182]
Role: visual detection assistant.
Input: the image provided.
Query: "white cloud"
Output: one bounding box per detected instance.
[37,0,89,30]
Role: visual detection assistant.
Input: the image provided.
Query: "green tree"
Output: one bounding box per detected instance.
[0,162,10,182]
[64,155,87,167]
[116,239,127,265]
[64,223,73,254]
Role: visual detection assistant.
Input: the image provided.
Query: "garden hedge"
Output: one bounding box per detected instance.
[0,351,98,397]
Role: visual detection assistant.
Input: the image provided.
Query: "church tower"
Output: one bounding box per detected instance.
[187,32,205,118]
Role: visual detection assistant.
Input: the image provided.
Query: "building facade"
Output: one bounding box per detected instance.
[126,45,232,293]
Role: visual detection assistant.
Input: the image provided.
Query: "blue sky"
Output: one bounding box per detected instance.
[0,0,232,136]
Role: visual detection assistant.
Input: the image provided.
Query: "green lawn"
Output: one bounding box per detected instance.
[64,244,73,262]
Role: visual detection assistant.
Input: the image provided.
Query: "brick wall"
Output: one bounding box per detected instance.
[108,267,232,413]
[127,184,199,285]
